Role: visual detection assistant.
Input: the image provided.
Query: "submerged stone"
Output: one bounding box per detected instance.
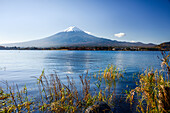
[85,101,111,113]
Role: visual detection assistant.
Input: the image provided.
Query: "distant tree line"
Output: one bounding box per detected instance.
[0,45,168,51]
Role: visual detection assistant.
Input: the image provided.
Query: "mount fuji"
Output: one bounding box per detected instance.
[3,26,155,48]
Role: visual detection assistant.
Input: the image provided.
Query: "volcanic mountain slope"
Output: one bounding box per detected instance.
[3,26,155,48]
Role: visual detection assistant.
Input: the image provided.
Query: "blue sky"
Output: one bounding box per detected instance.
[0,0,170,44]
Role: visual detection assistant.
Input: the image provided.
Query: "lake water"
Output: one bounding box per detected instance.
[0,50,162,92]
[0,50,163,112]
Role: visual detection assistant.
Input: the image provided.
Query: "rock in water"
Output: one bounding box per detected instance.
[85,101,111,113]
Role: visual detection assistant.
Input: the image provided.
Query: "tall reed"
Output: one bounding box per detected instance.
[126,52,170,113]
[0,65,124,112]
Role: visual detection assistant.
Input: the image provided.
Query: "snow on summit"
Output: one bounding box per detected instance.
[63,26,92,34]
[64,26,83,32]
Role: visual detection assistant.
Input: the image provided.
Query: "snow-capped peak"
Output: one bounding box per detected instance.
[64,26,83,32]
